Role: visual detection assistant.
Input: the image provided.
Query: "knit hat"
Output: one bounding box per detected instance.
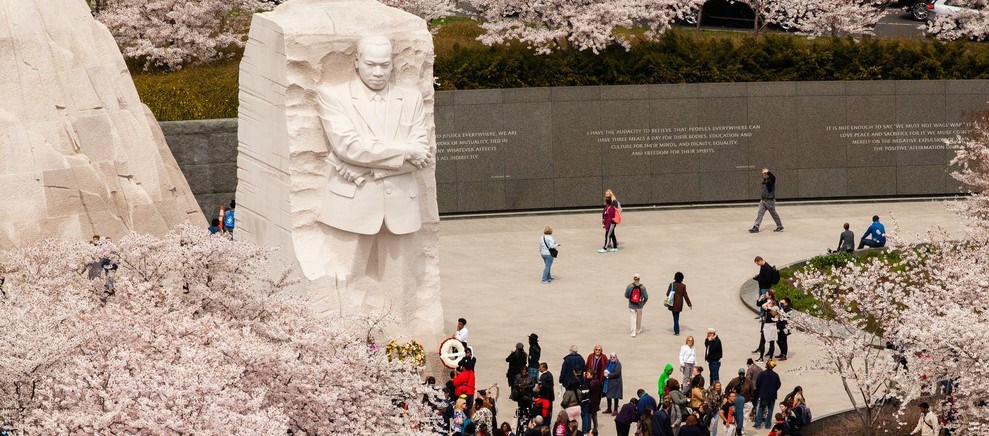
[738,368,745,374]
[516,343,524,350]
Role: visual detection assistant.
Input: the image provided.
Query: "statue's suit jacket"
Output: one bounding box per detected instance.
[316,78,429,235]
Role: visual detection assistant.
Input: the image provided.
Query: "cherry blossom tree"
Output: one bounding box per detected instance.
[0,225,440,434]
[766,0,891,37]
[786,244,910,436]
[96,0,274,71]
[787,122,989,434]
[465,0,704,54]
[379,0,458,22]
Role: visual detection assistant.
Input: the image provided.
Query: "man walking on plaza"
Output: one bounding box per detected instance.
[749,168,783,233]
[754,361,782,429]
[704,328,723,384]
[625,274,649,337]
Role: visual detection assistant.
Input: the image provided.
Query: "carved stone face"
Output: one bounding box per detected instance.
[355,41,393,91]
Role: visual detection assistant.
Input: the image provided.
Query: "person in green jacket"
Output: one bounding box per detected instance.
[657,363,675,401]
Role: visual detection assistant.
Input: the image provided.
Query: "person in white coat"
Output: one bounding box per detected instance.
[679,336,697,394]
[911,402,940,436]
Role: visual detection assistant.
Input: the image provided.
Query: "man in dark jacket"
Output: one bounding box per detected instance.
[749,168,783,233]
[704,328,723,384]
[560,345,586,389]
[535,362,554,418]
[506,343,528,386]
[636,389,657,415]
[754,361,782,429]
[753,256,776,319]
[527,333,541,378]
[650,406,674,436]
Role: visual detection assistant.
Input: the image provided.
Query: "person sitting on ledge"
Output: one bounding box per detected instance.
[857,215,887,250]
[828,223,855,253]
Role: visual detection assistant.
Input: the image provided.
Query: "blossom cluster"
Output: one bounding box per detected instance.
[0,224,439,434]
[466,0,704,54]
[96,0,273,71]
[767,0,889,37]
[96,0,455,71]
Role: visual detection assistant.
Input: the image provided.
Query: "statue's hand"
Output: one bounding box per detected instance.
[336,161,369,183]
[406,144,432,165]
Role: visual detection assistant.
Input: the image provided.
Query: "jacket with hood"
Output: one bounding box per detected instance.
[657,363,675,400]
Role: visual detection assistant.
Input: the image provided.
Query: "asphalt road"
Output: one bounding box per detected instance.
[875,9,928,38]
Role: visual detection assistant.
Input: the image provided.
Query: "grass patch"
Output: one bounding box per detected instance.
[133,59,240,121]
[773,249,904,315]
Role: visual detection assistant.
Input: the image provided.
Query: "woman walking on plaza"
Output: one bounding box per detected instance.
[679,336,697,392]
[539,226,558,284]
[599,196,619,253]
[666,272,693,335]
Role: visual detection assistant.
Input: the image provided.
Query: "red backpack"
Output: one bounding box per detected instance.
[630,286,642,304]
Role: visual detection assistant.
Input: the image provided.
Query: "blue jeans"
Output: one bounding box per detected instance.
[734,395,746,429]
[541,254,554,282]
[758,288,770,317]
[581,403,590,433]
[755,397,775,428]
[672,311,680,334]
[709,360,721,383]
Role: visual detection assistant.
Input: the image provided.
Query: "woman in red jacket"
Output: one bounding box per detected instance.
[453,365,476,398]
[599,198,618,253]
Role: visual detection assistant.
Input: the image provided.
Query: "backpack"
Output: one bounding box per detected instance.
[224,209,235,229]
[793,404,811,427]
[630,285,642,304]
[769,265,781,285]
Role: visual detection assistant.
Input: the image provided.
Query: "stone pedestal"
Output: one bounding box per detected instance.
[0,0,206,248]
[237,0,444,356]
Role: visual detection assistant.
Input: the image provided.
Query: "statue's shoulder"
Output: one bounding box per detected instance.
[316,81,351,98]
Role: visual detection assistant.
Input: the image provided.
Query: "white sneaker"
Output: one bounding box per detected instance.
[608,248,618,252]
[630,332,636,337]
[597,248,607,253]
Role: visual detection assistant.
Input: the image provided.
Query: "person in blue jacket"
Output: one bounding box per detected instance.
[857,215,886,249]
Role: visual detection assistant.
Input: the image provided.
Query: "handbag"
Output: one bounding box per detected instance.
[544,236,558,258]
[664,283,676,308]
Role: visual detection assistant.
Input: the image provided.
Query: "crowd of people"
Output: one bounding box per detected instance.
[428,335,813,436]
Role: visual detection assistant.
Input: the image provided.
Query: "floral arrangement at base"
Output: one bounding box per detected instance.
[385,340,427,369]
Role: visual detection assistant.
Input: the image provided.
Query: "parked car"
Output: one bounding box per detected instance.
[902,0,934,21]
[930,0,980,18]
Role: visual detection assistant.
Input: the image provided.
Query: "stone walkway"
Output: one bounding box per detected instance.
[438,199,960,434]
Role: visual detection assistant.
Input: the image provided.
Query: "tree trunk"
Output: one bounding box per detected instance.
[695,9,703,36]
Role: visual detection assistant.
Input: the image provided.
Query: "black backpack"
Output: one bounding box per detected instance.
[769,265,781,285]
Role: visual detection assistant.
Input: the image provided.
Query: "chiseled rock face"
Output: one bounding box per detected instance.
[238,0,443,348]
[0,0,206,249]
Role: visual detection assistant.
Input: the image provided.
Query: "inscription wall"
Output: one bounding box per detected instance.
[434,81,989,213]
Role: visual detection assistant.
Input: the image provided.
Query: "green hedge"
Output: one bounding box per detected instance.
[434,29,989,89]
[133,21,989,120]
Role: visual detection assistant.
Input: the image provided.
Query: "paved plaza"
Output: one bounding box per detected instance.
[439,199,962,433]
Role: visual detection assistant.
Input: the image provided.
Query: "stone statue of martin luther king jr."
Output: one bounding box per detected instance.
[313,35,434,313]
